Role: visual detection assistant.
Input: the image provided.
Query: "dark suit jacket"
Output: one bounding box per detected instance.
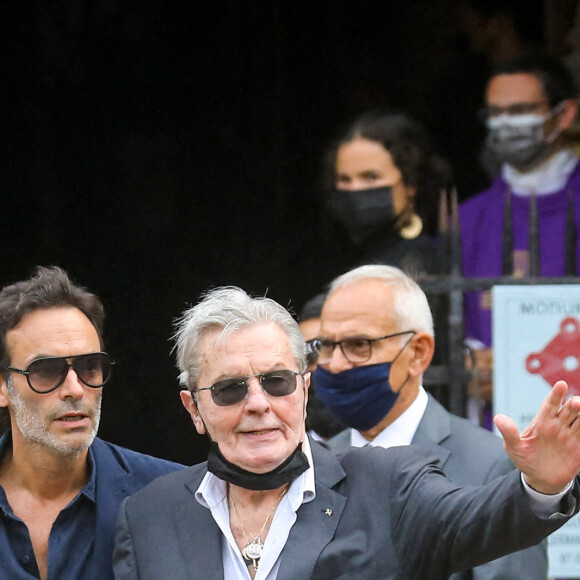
[0,433,184,580]
[327,395,548,580]
[113,437,576,580]
[91,438,184,579]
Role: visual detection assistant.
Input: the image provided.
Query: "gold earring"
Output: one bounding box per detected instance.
[399,213,423,240]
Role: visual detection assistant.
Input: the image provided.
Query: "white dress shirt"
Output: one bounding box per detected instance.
[195,437,316,580]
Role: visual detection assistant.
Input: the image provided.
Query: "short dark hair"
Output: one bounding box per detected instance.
[299,293,327,323]
[0,266,105,431]
[490,52,578,107]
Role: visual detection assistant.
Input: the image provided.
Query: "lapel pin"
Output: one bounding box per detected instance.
[324,508,333,517]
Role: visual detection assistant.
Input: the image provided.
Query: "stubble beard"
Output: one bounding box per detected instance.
[6,377,101,455]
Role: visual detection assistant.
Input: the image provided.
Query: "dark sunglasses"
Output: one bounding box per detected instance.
[196,369,302,406]
[6,352,115,394]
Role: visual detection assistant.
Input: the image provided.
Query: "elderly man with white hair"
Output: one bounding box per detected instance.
[115,283,580,580]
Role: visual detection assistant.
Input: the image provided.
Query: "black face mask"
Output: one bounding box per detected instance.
[206,442,309,490]
[326,186,398,245]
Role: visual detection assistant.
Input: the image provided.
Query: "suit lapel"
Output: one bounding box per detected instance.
[411,396,451,468]
[174,477,225,580]
[92,438,137,579]
[277,439,347,580]
[161,440,348,580]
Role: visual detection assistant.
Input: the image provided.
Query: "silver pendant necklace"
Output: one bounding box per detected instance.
[230,486,288,570]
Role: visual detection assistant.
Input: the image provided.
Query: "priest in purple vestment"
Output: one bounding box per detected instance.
[460,53,580,428]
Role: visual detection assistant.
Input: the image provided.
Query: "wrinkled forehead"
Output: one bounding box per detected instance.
[198,323,297,379]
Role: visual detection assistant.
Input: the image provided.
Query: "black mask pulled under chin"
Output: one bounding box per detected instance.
[207,441,309,491]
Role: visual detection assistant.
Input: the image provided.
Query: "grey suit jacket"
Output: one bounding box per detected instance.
[327,395,548,580]
[113,437,575,580]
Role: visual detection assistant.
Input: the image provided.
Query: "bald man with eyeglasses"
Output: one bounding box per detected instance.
[314,264,547,580]
[0,266,182,580]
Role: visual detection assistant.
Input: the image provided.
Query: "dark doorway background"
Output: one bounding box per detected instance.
[0,1,569,464]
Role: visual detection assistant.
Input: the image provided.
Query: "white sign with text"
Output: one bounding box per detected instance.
[493,284,580,578]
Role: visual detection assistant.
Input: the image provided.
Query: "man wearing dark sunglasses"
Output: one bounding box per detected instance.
[115,285,580,580]
[0,266,182,580]
[316,264,546,580]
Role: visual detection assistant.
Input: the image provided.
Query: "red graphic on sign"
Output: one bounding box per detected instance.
[526,317,580,396]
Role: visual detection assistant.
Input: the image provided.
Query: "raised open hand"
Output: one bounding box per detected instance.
[495,380,580,495]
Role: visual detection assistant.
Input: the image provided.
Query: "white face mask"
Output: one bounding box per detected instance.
[485,104,564,170]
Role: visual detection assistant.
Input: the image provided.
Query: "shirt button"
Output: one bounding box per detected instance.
[22,556,30,564]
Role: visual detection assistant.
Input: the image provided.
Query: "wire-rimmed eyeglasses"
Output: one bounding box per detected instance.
[308,330,415,364]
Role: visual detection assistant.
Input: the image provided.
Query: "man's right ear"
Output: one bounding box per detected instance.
[559,98,579,131]
[179,389,206,435]
[0,374,10,408]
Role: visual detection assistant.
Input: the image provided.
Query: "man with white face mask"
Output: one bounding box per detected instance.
[460,53,580,427]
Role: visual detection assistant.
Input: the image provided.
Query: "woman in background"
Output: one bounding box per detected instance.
[323,110,450,276]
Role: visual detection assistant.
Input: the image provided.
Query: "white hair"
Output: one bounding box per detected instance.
[328,265,434,336]
[173,286,307,389]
